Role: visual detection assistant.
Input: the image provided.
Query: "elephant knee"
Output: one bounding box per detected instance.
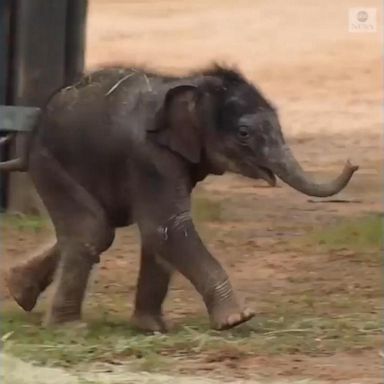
[140,211,192,248]
[59,225,114,264]
[157,211,192,239]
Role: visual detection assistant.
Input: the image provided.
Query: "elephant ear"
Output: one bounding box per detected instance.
[148,85,202,163]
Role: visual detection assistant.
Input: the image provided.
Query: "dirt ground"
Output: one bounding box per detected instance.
[1,0,382,383]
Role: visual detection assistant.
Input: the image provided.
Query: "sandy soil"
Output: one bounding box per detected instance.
[1,352,317,384]
[1,1,382,383]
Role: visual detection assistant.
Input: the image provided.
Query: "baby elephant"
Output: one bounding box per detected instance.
[2,65,358,332]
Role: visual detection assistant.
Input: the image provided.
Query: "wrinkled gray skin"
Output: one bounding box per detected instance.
[3,66,358,331]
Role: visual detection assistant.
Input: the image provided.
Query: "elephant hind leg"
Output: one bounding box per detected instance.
[4,242,60,311]
[29,147,115,326]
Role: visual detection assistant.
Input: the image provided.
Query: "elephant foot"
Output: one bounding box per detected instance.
[210,304,255,330]
[43,316,88,335]
[4,265,41,312]
[131,311,167,333]
[43,309,83,328]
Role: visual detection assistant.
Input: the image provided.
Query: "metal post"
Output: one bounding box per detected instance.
[65,0,88,84]
[0,0,11,209]
[5,0,87,214]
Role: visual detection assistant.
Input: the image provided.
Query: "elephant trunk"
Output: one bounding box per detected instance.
[268,145,358,197]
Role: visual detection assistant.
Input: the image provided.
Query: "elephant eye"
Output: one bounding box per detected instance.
[238,126,250,140]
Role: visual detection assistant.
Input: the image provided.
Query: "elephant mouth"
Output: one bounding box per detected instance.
[256,166,276,186]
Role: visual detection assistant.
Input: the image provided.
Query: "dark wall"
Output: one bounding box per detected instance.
[0,0,87,212]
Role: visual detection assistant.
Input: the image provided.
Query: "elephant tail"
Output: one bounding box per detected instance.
[0,133,30,172]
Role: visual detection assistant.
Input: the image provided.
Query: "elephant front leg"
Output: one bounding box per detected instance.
[140,213,254,330]
[131,244,172,333]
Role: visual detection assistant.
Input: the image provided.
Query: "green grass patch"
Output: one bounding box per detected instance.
[192,197,223,222]
[307,214,382,252]
[1,308,380,371]
[0,213,48,233]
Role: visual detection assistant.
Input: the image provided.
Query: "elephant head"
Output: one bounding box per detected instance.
[147,66,358,196]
